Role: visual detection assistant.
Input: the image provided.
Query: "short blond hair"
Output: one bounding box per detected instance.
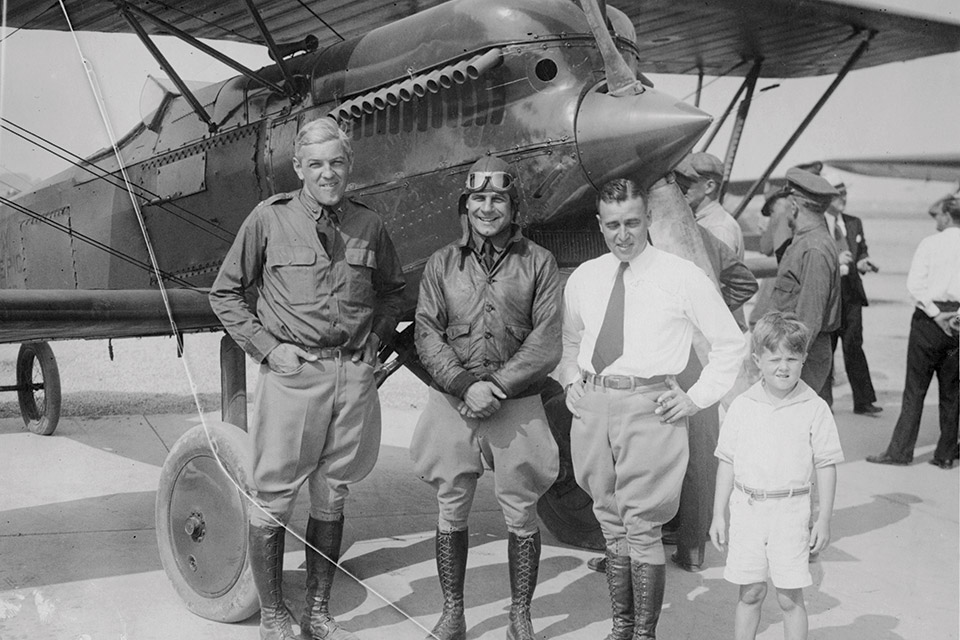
[752,311,808,356]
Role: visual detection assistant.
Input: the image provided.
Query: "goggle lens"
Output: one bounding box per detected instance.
[466,171,513,191]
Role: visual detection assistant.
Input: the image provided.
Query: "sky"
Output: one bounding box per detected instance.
[0,0,957,207]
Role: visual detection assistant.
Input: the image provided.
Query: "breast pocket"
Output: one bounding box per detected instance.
[771,278,800,312]
[345,247,376,304]
[267,245,318,304]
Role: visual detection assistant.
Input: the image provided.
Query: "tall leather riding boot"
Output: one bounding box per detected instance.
[603,553,634,640]
[630,561,665,640]
[248,524,297,640]
[506,531,541,640]
[301,516,358,640]
[428,529,469,640]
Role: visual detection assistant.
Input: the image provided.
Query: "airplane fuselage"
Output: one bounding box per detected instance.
[0,0,708,341]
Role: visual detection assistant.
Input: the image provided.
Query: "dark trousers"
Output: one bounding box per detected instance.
[669,349,719,556]
[885,309,959,462]
[801,332,833,396]
[822,299,878,408]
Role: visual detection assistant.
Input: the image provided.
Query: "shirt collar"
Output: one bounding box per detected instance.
[458,222,522,252]
[606,243,657,274]
[744,378,814,407]
[298,188,343,222]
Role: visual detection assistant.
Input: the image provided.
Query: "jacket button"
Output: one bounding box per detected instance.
[484,332,492,339]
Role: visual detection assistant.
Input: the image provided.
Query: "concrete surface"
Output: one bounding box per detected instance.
[1,211,958,639]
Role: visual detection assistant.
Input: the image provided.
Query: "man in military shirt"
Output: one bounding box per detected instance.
[209,117,406,640]
[769,168,841,395]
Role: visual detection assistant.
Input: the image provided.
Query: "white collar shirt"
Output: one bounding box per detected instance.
[824,212,847,239]
[906,227,960,317]
[560,246,745,408]
[695,199,745,259]
[715,380,844,490]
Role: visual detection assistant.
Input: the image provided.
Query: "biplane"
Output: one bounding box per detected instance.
[1,0,959,624]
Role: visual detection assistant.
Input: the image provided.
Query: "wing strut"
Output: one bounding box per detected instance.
[698,62,750,152]
[238,0,306,101]
[110,1,289,102]
[731,30,875,219]
[119,6,217,132]
[718,60,762,203]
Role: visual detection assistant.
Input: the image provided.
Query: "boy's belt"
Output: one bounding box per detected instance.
[735,480,810,501]
[583,372,666,390]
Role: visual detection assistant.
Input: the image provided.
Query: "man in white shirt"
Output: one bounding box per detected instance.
[674,152,745,260]
[867,197,960,469]
[560,177,744,640]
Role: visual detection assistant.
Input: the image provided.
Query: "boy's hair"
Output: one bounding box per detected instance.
[752,311,809,356]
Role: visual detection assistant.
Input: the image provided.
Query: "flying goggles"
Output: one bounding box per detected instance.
[465,171,514,192]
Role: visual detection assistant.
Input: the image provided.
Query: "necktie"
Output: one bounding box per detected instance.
[831,216,845,249]
[591,261,628,374]
[316,208,341,258]
[482,240,496,271]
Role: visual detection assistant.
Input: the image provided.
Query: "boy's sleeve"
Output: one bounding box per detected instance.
[811,401,844,467]
[715,396,744,465]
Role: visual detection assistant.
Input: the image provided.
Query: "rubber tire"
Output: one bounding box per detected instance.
[537,379,605,550]
[16,342,61,436]
[156,421,259,622]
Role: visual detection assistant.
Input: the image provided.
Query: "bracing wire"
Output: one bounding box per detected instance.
[296,0,344,42]
[1,117,235,244]
[144,0,261,45]
[0,193,198,288]
[53,4,432,636]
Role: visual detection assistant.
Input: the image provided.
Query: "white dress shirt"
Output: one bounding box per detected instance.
[906,227,960,317]
[560,246,745,409]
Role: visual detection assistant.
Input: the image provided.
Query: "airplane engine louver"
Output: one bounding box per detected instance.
[330,48,502,123]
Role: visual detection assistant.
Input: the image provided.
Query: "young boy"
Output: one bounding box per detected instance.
[709,311,843,640]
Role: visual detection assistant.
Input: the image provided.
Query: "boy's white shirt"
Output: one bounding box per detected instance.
[716,379,844,491]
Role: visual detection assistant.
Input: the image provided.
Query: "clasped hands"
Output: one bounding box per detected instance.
[458,381,506,419]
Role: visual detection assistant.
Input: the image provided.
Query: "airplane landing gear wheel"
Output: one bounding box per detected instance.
[16,342,61,436]
[156,421,258,622]
[537,380,605,551]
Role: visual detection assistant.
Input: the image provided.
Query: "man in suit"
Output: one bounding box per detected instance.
[820,171,883,415]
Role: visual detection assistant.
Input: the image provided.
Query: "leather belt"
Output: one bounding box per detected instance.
[302,346,357,360]
[583,372,667,390]
[735,480,810,502]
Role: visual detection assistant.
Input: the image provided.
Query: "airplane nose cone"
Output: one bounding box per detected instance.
[575,86,712,189]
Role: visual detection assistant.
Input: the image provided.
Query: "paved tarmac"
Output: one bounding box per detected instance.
[1,213,958,640]
[1,374,957,640]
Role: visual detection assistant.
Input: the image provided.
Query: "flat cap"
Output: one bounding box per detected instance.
[819,167,846,190]
[786,167,839,203]
[674,152,725,181]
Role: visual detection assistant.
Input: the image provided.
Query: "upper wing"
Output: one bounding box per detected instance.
[5,0,959,78]
[1,0,446,50]
[621,0,960,78]
[824,154,960,182]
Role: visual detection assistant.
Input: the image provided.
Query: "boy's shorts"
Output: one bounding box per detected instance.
[723,488,812,589]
